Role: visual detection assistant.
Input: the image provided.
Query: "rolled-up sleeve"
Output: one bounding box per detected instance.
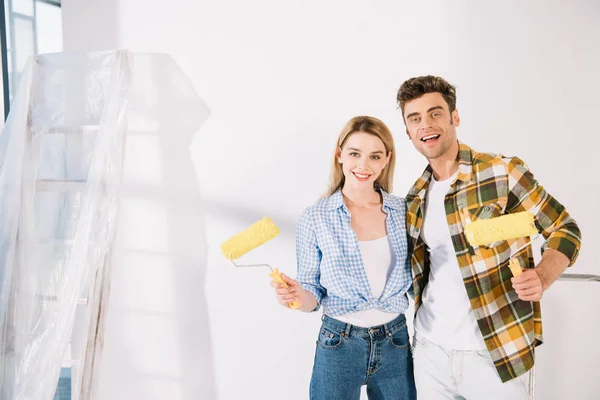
[506,157,582,265]
[296,207,325,311]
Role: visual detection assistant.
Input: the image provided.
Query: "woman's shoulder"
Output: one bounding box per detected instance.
[308,191,343,212]
[381,191,406,210]
[298,192,341,225]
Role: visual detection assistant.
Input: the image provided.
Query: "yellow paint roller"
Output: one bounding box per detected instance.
[464,211,538,277]
[221,217,301,309]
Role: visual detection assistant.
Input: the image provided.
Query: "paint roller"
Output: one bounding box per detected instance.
[221,217,301,309]
[464,211,538,277]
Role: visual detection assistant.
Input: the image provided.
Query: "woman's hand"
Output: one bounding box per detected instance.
[270,274,317,312]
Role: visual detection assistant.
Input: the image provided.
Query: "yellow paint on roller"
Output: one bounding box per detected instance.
[221,218,301,309]
[508,258,523,277]
[464,211,537,247]
[221,217,280,260]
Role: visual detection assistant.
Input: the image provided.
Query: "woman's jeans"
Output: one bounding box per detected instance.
[310,314,416,400]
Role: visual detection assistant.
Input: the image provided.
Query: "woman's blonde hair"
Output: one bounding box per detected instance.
[325,116,396,197]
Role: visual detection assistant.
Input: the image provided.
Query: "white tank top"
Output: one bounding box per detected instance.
[335,235,401,327]
[415,171,486,350]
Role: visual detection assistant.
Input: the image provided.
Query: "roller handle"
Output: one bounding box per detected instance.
[508,258,524,277]
[269,268,301,309]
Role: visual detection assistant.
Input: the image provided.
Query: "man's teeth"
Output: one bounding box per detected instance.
[422,134,440,142]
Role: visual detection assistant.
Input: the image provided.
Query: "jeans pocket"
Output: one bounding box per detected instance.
[317,326,344,350]
[388,326,410,349]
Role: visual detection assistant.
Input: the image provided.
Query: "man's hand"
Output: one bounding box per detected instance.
[511,269,544,301]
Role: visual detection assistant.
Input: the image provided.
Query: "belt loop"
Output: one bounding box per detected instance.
[321,314,325,321]
[344,323,352,338]
[384,322,391,337]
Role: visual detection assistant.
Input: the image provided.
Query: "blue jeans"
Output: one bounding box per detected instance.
[310,314,416,400]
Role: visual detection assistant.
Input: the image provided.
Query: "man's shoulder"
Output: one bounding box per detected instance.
[470,147,529,175]
[471,148,504,165]
[472,150,525,168]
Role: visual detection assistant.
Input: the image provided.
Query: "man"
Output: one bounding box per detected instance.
[397,75,581,399]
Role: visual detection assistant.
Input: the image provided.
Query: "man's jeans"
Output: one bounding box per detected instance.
[310,314,416,400]
[413,333,531,399]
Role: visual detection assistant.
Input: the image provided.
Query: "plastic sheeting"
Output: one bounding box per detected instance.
[0,50,131,399]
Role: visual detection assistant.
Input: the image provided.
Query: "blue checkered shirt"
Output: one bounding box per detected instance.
[296,190,412,316]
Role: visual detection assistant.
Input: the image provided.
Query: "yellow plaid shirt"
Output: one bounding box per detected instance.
[406,142,582,382]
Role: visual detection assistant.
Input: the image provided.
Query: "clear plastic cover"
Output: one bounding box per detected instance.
[0,50,131,399]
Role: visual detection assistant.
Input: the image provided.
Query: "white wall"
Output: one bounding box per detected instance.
[62,1,600,399]
[62,0,119,52]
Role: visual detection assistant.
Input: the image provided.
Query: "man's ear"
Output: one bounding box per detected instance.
[452,109,460,127]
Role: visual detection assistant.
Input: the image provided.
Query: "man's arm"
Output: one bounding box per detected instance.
[536,248,571,290]
[505,157,582,299]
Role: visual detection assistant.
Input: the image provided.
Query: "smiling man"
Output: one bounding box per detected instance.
[397,76,582,399]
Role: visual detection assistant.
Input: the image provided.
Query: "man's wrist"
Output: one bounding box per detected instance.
[535,249,571,290]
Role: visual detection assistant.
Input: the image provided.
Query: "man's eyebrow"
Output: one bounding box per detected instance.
[427,106,444,113]
[406,105,445,120]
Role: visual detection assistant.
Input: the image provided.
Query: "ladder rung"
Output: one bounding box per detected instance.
[36,294,89,305]
[37,238,77,246]
[34,125,100,135]
[36,180,87,192]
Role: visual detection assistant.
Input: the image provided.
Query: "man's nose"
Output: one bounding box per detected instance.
[421,115,434,129]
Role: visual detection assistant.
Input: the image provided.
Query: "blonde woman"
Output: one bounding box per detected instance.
[272,116,416,399]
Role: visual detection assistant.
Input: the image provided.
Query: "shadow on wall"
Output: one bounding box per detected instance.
[97,53,217,400]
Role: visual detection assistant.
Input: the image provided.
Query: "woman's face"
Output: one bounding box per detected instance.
[337,132,390,189]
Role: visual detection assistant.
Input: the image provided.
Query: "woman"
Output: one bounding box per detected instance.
[271,116,416,399]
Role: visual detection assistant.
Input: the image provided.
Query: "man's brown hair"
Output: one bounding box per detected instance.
[396,75,457,118]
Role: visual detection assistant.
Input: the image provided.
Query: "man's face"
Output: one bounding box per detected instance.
[403,92,460,160]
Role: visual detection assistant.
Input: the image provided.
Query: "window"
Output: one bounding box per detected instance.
[1,0,62,119]
[2,3,68,398]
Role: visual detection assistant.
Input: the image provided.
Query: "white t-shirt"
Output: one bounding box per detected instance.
[415,171,486,350]
[336,235,400,327]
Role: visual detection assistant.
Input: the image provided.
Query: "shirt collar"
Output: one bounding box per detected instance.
[410,141,474,199]
[325,188,403,211]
